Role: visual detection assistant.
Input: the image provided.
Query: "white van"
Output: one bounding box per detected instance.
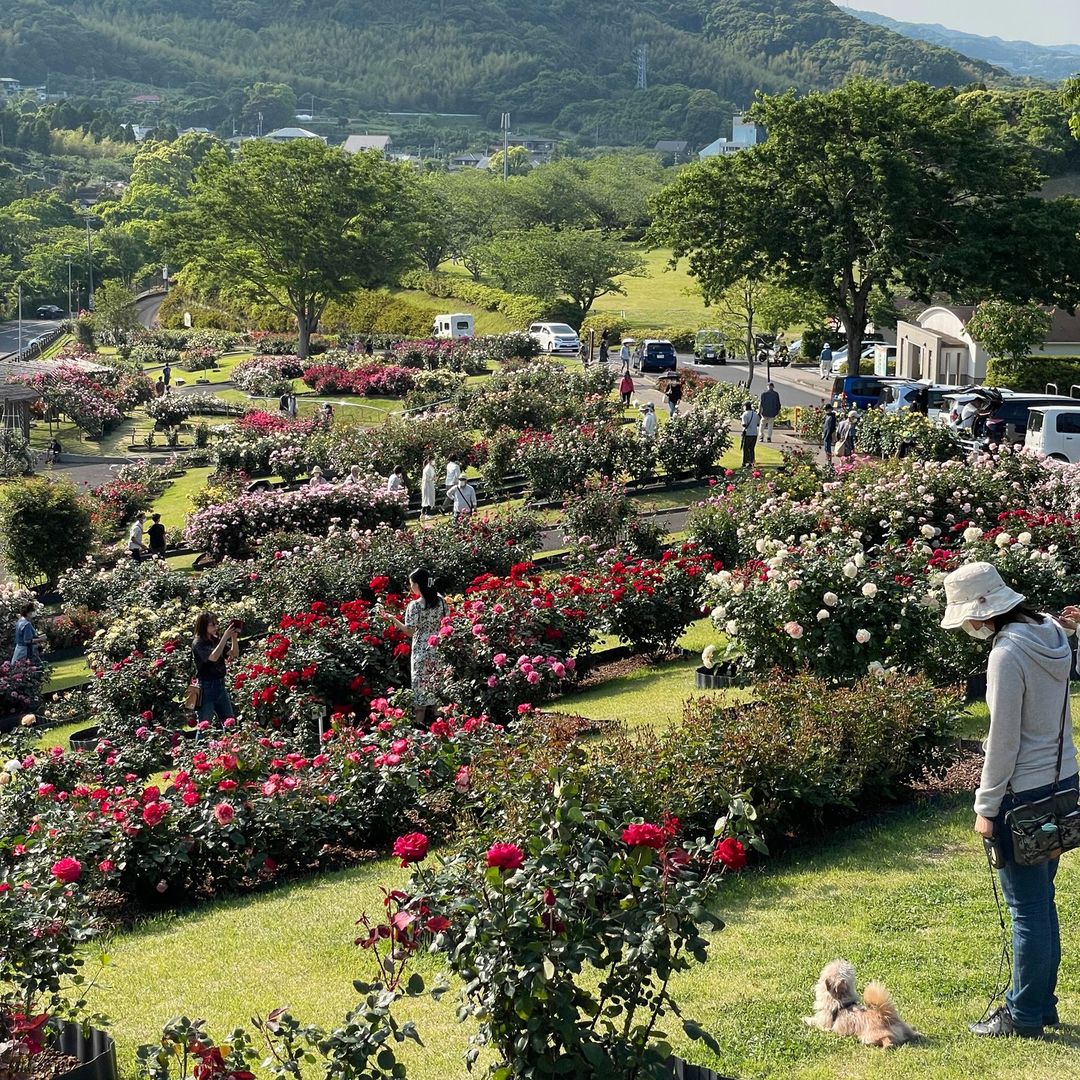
[432,313,474,339]
[1025,406,1080,463]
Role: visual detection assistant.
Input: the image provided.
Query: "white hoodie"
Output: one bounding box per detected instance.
[976,618,1078,817]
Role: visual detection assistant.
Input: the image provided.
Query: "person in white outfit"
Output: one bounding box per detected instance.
[386,466,406,495]
[421,457,437,518]
[640,403,658,440]
[452,476,477,521]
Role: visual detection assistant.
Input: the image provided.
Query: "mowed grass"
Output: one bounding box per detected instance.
[591,247,710,331]
[83,798,1080,1080]
[46,652,91,692]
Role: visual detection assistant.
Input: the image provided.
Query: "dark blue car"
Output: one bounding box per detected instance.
[637,339,678,374]
[831,375,889,410]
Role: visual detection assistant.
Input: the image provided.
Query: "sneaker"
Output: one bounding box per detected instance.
[969,1007,1044,1039]
[1044,1009,1060,1029]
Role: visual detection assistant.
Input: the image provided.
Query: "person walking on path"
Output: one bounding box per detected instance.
[740,401,760,467]
[451,476,477,521]
[941,564,1078,1040]
[421,456,437,518]
[11,603,43,666]
[386,568,449,726]
[127,512,146,561]
[287,392,298,419]
[147,513,167,558]
[840,410,859,457]
[822,403,838,468]
[191,611,240,723]
[619,371,634,407]
[760,382,781,442]
[819,342,833,380]
[444,455,462,511]
[619,340,631,371]
[162,362,171,391]
[578,340,590,367]
[663,378,683,419]
[640,402,658,441]
[598,330,610,366]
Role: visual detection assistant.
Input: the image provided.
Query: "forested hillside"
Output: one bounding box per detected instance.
[1,0,1004,142]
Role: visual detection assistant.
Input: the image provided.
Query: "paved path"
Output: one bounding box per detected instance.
[136,294,164,328]
[0,318,63,360]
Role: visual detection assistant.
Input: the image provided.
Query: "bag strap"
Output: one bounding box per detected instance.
[1052,680,1070,791]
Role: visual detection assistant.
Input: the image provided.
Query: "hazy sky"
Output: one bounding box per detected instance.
[845,1,1080,46]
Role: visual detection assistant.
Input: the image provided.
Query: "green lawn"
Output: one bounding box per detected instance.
[46,652,91,692]
[591,247,710,332]
[151,467,214,531]
[35,720,88,753]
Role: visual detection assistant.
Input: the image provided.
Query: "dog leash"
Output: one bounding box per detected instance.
[977,846,1012,1024]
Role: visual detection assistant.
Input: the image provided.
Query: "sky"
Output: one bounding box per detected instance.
[843,1,1080,46]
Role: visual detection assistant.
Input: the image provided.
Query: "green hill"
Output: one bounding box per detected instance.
[1,0,1007,143]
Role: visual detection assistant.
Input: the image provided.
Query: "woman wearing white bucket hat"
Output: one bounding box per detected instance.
[940,561,1078,1039]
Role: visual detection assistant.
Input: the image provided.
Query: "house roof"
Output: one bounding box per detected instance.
[654,140,688,153]
[342,134,391,153]
[0,382,40,404]
[934,304,1080,344]
[265,127,322,140]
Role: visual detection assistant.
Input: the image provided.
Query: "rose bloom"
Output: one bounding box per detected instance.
[856,629,871,644]
[621,822,666,849]
[816,609,830,622]
[823,592,838,607]
[712,837,747,871]
[51,857,82,884]
[392,832,429,867]
[842,563,858,579]
[861,582,878,598]
[963,526,982,543]
[783,621,804,639]
[142,801,168,826]
[485,842,525,872]
[97,859,115,874]
[213,802,235,826]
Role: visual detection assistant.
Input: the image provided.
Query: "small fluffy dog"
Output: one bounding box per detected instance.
[804,959,919,1047]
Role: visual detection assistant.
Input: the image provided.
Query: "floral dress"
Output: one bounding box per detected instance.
[404,598,448,707]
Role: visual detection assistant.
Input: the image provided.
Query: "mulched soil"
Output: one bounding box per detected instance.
[909,746,984,801]
[573,651,683,691]
[27,1048,81,1080]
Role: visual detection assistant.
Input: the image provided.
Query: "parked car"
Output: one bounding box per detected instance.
[693,329,726,364]
[831,374,891,410]
[636,339,678,374]
[881,381,955,421]
[830,342,879,375]
[1025,406,1080,463]
[35,305,63,319]
[941,388,1074,446]
[528,322,580,355]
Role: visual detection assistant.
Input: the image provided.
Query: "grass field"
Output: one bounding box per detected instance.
[46,652,91,692]
[151,466,214,531]
[591,246,711,331]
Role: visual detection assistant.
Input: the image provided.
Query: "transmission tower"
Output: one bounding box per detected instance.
[635,44,649,90]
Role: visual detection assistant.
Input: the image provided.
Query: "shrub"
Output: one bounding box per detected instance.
[0,428,34,478]
[674,674,962,838]
[656,403,732,478]
[0,477,94,585]
[985,355,1080,393]
[232,355,305,397]
[398,269,545,328]
[579,314,632,345]
[854,409,962,461]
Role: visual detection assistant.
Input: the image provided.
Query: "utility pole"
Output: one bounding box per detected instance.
[635,44,649,90]
[17,283,22,358]
[500,112,510,182]
[258,111,264,137]
[66,257,73,319]
[85,218,95,311]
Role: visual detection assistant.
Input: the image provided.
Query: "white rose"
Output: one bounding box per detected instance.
[823,592,838,607]
[867,661,886,678]
[920,525,937,539]
[861,582,878,598]
[995,532,1012,548]
[1017,532,1032,546]
[963,526,981,543]
[3,760,21,773]
[733,582,745,595]
[817,609,830,622]
[755,538,767,554]
[854,553,866,568]
[725,620,739,637]
[843,563,858,579]
[856,629,871,644]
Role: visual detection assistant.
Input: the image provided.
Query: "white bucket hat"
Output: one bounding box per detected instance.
[939,562,1026,630]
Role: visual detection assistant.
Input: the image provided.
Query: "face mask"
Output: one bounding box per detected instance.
[963,621,995,641]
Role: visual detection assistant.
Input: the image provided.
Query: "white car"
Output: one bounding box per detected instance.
[529,322,580,355]
[830,342,879,375]
[1025,406,1080,462]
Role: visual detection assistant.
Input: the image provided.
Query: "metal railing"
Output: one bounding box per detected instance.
[9,327,64,362]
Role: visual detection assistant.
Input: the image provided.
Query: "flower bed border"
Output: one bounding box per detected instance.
[48,1021,118,1080]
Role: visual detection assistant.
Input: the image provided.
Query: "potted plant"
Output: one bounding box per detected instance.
[695,645,744,690]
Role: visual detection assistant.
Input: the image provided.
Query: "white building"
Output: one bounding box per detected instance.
[895,305,1080,386]
[699,113,765,160]
[264,126,325,143]
[342,134,393,156]
[0,78,21,96]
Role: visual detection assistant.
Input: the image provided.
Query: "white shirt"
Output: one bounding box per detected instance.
[620,344,630,362]
[387,473,405,494]
[445,461,462,490]
[127,520,144,551]
[741,409,760,437]
[452,482,477,513]
[641,411,658,438]
[960,402,979,430]
[421,463,437,506]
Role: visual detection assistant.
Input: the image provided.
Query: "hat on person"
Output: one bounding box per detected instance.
[311,465,323,476]
[939,562,1026,630]
[848,410,858,419]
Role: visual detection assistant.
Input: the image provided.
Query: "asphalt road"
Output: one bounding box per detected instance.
[136,293,164,328]
[677,354,830,411]
[0,318,64,359]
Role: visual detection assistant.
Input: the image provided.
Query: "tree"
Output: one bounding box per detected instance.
[439,170,508,282]
[488,146,532,177]
[240,83,297,134]
[412,176,455,273]
[0,477,94,587]
[93,280,141,337]
[966,300,1054,363]
[651,79,1080,374]
[168,140,419,357]
[1065,76,1080,140]
[481,227,647,323]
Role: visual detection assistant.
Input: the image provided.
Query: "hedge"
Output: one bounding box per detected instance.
[985,355,1080,394]
[398,270,545,328]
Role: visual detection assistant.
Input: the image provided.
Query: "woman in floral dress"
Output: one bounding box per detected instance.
[388,568,448,724]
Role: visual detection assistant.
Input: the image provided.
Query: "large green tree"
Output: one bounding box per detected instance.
[966,300,1054,363]
[168,140,419,357]
[651,79,1080,374]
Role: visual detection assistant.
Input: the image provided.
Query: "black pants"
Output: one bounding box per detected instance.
[741,434,757,467]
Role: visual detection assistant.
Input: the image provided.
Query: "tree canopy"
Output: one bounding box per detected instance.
[650,80,1080,372]
[167,140,419,356]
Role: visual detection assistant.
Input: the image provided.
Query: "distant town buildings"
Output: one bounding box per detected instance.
[0,78,21,96]
[341,134,393,156]
[264,126,326,143]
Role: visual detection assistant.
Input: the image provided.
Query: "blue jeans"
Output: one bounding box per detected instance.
[197,677,235,723]
[994,773,1079,1028]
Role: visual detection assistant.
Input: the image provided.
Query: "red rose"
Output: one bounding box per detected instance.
[142,801,168,827]
[213,802,235,826]
[485,843,525,872]
[542,887,556,906]
[621,823,666,849]
[50,857,82,884]
[97,859,114,874]
[712,837,747,871]
[392,832,429,867]
[369,576,390,592]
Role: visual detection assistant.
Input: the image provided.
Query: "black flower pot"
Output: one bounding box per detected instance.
[69,726,101,753]
[49,1022,117,1080]
[695,664,745,690]
[669,1056,738,1080]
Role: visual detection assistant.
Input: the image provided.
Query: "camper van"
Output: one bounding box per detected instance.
[432,313,474,339]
